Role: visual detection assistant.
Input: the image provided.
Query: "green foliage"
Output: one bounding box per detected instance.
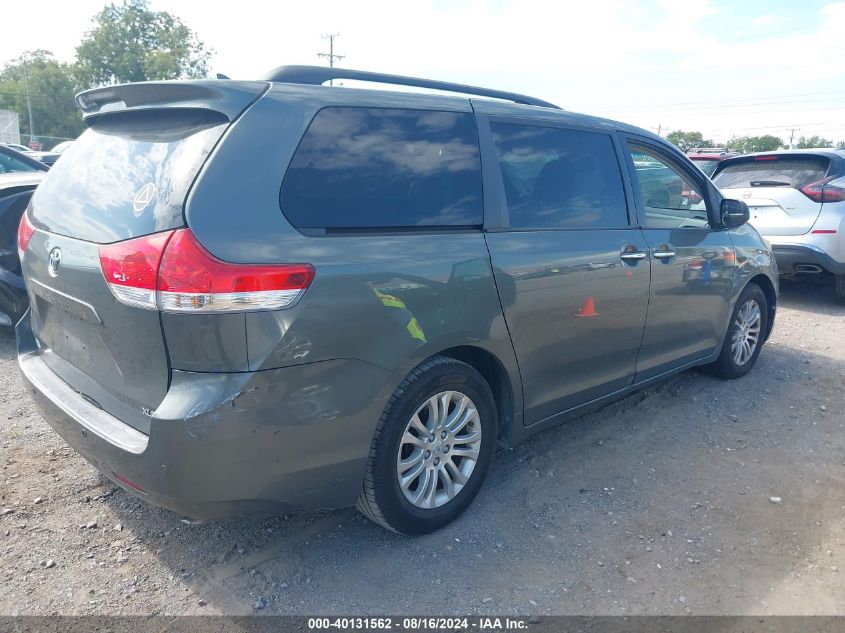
[796,135,833,149]
[0,50,84,146]
[837,141,845,150]
[726,135,784,153]
[665,130,715,152]
[75,0,211,88]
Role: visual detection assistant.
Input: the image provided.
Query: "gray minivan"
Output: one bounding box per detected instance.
[16,67,777,534]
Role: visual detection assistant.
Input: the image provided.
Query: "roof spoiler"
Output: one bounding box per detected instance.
[261,65,561,110]
[75,81,268,121]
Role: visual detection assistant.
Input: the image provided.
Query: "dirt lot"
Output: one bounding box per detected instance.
[1,278,844,616]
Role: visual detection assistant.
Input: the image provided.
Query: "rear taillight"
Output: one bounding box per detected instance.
[17,212,35,261]
[99,231,174,310]
[157,230,314,312]
[99,228,314,313]
[801,178,845,203]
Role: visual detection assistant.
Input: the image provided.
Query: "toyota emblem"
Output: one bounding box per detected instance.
[133,182,157,216]
[48,247,62,277]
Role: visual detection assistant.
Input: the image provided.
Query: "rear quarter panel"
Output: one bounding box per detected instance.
[184,85,524,421]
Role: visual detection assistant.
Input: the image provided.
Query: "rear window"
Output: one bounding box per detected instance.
[30,109,228,243]
[713,156,830,189]
[280,107,483,230]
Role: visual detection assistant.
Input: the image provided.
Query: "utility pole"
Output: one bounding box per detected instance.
[317,33,345,86]
[22,55,35,147]
[652,124,663,136]
[788,127,799,149]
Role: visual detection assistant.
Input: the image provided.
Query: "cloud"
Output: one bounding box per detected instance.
[752,15,775,27]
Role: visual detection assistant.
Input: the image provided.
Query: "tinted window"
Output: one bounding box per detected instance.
[0,148,40,173]
[31,109,228,243]
[691,158,719,177]
[281,108,482,229]
[713,157,829,189]
[490,123,627,229]
[629,146,709,229]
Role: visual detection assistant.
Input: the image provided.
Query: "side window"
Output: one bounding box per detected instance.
[490,122,628,229]
[628,145,709,229]
[280,107,482,230]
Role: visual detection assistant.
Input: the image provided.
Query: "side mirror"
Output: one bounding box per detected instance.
[721,199,750,229]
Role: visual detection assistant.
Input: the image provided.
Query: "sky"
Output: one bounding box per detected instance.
[3,0,845,144]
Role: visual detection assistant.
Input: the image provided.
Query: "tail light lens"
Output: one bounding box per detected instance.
[99,231,174,310]
[801,177,845,203]
[17,212,35,261]
[99,228,314,313]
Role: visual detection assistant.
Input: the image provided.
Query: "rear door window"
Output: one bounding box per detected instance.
[280,107,483,230]
[713,156,830,189]
[489,122,628,229]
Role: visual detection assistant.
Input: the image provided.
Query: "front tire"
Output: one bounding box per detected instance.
[357,356,497,535]
[705,283,768,379]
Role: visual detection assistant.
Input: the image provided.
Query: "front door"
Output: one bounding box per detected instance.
[482,119,651,425]
[623,137,737,380]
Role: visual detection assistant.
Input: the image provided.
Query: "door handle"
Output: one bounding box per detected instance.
[620,251,647,261]
[653,248,677,260]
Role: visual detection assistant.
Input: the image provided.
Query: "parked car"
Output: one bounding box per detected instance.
[16,67,777,534]
[0,171,44,326]
[0,144,49,174]
[713,150,845,302]
[687,148,740,177]
[1,142,34,153]
[25,149,62,167]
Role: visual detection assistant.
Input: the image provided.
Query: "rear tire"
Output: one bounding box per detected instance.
[357,356,497,535]
[705,283,768,379]
[836,274,845,304]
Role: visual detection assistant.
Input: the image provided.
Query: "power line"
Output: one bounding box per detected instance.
[598,90,845,113]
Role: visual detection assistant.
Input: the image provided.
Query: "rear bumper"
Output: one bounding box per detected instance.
[771,244,845,275]
[16,313,391,520]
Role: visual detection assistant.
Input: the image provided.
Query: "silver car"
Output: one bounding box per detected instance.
[713,150,845,302]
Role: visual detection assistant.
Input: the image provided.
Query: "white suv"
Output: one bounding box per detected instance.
[713,150,845,302]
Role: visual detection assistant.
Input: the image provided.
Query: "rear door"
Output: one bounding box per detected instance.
[713,154,834,236]
[622,136,736,379]
[21,83,264,432]
[481,117,651,424]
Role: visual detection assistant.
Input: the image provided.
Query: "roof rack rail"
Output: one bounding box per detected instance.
[260,65,561,110]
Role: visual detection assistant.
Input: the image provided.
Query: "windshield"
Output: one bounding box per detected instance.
[0,148,42,173]
[691,158,719,177]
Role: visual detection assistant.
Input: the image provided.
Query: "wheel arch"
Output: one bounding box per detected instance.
[435,345,515,448]
[748,274,777,341]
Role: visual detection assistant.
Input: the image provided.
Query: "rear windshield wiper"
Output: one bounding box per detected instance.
[750,180,791,187]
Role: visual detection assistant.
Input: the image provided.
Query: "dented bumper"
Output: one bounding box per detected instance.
[16,312,391,520]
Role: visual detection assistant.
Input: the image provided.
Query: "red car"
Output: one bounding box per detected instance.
[687,148,741,177]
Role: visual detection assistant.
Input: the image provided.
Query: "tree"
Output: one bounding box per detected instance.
[796,135,833,149]
[75,0,211,88]
[666,130,715,152]
[726,135,784,153]
[0,50,84,147]
[837,141,845,150]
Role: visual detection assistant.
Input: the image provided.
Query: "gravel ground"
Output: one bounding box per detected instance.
[1,277,844,616]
